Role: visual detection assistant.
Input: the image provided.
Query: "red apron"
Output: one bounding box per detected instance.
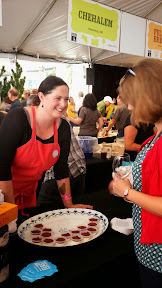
[11,106,60,211]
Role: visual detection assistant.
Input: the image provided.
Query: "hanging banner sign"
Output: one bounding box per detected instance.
[145,20,162,59]
[67,0,121,52]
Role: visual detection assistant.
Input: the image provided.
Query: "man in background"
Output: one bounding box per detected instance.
[8,88,21,110]
[75,91,84,116]
[97,96,114,117]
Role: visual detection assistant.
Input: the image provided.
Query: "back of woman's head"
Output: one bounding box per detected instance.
[83,93,97,111]
[119,59,162,125]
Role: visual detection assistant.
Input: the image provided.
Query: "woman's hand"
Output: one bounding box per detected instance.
[104,130,108,137]
[112,175,131,198]
[69,204,93,209]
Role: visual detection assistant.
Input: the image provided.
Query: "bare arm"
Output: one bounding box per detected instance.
[56,178,73,208]
[104,119,116,135]
[112,177,162,217]
[56,178,93,209]
[67,116,83,125]
[124,125,141,151]
[0,180,15,204]
[98,117,104,131]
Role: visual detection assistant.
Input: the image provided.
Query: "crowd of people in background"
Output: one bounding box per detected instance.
[0,58,161,287]
[0,72,158,159]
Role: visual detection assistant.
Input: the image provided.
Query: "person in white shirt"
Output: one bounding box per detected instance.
[75,91,84,115]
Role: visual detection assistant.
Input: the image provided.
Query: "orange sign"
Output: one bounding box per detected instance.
[148,22,162,51]
[0,202,18,228]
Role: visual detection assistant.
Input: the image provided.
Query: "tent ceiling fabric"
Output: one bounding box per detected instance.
[0,0,162,67]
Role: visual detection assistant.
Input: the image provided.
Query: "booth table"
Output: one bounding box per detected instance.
[97,130,118,144]
[98,135,116,144]
[5,189,141,288]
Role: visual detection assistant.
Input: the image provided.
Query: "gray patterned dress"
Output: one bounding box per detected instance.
[132,134,162,273]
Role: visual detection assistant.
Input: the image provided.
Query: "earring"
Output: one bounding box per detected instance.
[42,104,44,107]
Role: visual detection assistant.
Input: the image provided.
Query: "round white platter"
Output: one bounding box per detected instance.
[18,208,108,247]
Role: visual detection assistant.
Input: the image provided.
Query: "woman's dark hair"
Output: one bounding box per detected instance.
[83,93,97,111]
[34,76,68,106]
[38,75,68,94]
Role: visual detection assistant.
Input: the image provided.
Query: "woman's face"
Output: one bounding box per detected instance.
[40,85,69,119]
[69,97,74,105]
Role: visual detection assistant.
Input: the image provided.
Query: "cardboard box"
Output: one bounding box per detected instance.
[0,203,18,228]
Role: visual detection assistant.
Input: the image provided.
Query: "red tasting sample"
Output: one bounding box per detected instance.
[71,230,80,234]
[87,227,97,233]
[34,223,43,228]
[72,235,81,242]
[89,218,98,222]
[55,237,66,244]
[43,228,52,232]
[77,226,87,230]
[81,231,91,237]
[43,238,54,243]
[61,233,71,238]
[32,237,42,243]
[41,232,51,237]
[31,229,41,235]
[88,222,97,227]
[56,237,65,242]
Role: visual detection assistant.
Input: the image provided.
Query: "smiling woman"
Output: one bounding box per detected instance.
[0,75,92,216]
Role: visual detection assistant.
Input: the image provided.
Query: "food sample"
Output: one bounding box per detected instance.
[30,213,101,246]
[34,223,44,229]
[88,222,98,227]
[55,237,66,244]
[77,225,87,231]
[42,228,52,232]
[32,237,42,243]
[87,227,97,234]
[81,231,91,238]
[71,230,80,235]
[89,218,98,222]
[71,235,82,242]
[41,232,52,238]
[31,229,41,235]
[61,232,71,239]
[43,238,54,244]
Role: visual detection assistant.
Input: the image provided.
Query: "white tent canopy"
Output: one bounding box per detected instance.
[0,0,162,67]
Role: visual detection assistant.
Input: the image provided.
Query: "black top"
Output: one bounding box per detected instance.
[0,111,5,125]
[124,114,155,161]
[0,107,71,181]
[10,98,21,110]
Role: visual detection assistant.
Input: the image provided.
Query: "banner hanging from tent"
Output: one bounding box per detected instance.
[67,0,121,52]
[145,20,162,59]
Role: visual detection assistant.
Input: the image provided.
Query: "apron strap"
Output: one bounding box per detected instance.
[53,120,58,143]
[31,106,36,140]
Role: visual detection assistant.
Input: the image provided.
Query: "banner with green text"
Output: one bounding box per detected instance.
[67,0,121,52]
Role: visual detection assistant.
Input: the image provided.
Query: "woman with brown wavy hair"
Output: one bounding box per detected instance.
[109,59,162,287]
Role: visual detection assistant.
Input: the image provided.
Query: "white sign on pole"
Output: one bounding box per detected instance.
[120,12,146,57]
[67,0,121,52]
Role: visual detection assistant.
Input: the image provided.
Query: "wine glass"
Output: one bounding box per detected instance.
[113,153,131,179]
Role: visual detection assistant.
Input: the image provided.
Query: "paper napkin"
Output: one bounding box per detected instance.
[110,218,134,235]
